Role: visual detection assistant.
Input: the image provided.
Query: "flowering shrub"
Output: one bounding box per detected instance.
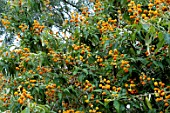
[0,0,170,113]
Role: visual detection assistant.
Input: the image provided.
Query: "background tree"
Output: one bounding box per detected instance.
[0,0,92,46]
[0,0,170,113]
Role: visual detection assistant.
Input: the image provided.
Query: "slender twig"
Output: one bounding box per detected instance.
[62,0,81,12]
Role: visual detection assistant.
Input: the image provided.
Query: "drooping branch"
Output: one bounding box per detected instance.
[62,0,82,12]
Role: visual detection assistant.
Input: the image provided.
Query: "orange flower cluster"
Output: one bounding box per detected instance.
[81,6,91,17]
[63,44,91,65]
[120,60,130,73]
[14,48,31,73]
[69,12,87,26]
[69,1,103,27]
[139,73,150,85]
[17,88,33,104]
[97,18,117,34]
[99,76,121,94]
[125,79,138,94]
[63,109,84,113]
[36,66,52,75]
[1,17,10,29]
[72,44,91,52]
[44,0,50,6]
[93,0,104,13]
[154,81,170,108]
[45,84,57,102]
[128,0,169,23]
[18,23,28,32]
[83,80,94,92]
[0,94,10,107]
[89,108,102,113]
[51,53,60,62]
[96,56,105,67]
[31,20,45,35]
[18,0,22,7]
[108,49,129,73]
[128,1,143,23]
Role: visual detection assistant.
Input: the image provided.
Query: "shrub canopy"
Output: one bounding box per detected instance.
[0,0,170,113]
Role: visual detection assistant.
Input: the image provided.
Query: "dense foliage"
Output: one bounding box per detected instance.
[0,0,170,113]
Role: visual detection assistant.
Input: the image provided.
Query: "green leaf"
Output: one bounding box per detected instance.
[166,58,170,65]
[114,100,120,113]
[131,32,136,41]
[168,46,170,58]
[164,33,170,45]
[157,62,164,70]
[73,66,79,75]
[153,61,163,70]
[93,34,99,42]
[38,105,50,113]
[82,69,88,75]
[148,109,157,113]
[58,93,62,101]
[104,40,110,50]
[158,32,164,41]
[98,100,104,106]
[145,33,152,45]
[155,39,164,53]
[93,89,102,92]
[120,104,126,112]
[149,26,155,34]
[21,107,30,113]
[142,24,150,31]
[78,74,85,82]
[88,56,95,64]
[63,88,70,95]
[145,97,152,110]
[136,57,149,65]
[129,47,136,56]
[165,105,170,113]
[83,28,88,40]
[68,85,77,96]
